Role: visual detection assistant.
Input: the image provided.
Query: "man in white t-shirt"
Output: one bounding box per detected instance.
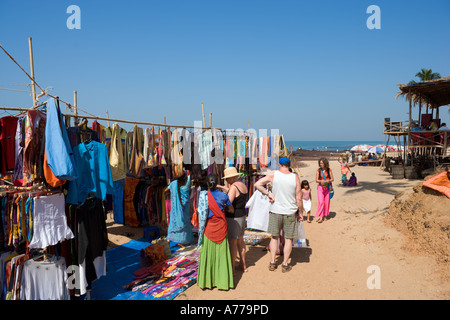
[255,157,303,273]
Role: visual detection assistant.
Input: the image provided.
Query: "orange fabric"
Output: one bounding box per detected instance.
[423,171,450,198]
[123,176,140,227]
[43,146,66,187]
[204,191,228,244]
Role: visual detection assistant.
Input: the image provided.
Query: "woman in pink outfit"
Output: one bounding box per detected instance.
[315,158,334,223]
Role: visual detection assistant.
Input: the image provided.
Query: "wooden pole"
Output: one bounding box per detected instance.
[418,96,422,127]
[202,102,206,128]
[106,110,110,127]
[28,37,37,108]
[73,90,78,125]
[407,91,412,167]
[209,113,212,128]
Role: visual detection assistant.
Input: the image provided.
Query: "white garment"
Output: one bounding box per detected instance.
[302,199,311,213]
[245,190,271,232]
[270,171,298,215]
[28,193,74,249]
[19,257,69,300]
[198,130,213,169]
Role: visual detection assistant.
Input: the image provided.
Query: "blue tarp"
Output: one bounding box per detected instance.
[90,239,181,300]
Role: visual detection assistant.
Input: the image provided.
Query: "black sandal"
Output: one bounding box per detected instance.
[268,262,276,271]
[281,264,292,273]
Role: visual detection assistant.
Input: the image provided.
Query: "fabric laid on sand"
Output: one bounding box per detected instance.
[89,239,197,300]
[422,171,450,198]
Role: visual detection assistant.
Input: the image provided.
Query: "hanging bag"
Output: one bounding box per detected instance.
[321,169,334,199]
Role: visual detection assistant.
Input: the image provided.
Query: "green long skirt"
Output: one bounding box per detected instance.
[197,234,234,290]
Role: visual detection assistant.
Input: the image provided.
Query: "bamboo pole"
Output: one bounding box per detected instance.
[106,110,110,127]
[28,37,37,108]
[73,90,78,125]
[202,102,206,128]
[0,106,220,130]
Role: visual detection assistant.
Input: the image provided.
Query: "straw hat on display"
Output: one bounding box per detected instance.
[222,167,240,180]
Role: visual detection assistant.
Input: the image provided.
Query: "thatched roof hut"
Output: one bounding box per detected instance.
[397,76,450,108]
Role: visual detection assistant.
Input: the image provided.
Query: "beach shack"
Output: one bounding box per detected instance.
[383,76,450,178]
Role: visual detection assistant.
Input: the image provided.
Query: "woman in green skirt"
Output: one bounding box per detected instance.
[197,174,235,290]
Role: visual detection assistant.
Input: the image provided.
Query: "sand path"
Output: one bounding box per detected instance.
[175,160,449,300]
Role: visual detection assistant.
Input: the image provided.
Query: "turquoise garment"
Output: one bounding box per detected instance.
[167,175,194,245]
[45,97,78,181]
[196,190,208,248]
[66,141,114,205]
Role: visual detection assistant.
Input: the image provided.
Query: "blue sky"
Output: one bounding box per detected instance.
[1,0,449,141]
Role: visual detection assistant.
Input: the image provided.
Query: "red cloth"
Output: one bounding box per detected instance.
[0,116,18,175]
[204,190,228,244]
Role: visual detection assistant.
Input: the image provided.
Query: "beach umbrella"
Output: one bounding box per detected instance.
[367,146,384,153]
[386,145,404,152]
[350,144,371,152]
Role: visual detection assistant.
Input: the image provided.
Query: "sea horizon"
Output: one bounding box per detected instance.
[284,140,386,152]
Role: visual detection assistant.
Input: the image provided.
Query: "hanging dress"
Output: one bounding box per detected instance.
[166,175,193,245]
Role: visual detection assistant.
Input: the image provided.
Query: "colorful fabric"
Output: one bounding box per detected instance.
[423,171,450,198]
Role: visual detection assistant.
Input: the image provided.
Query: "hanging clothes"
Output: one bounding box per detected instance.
[167,174,193,245]
[66,140,114,205]
[44,98,78,182]
[13,118,23,186]
[22,109,46,185]
[109,123,127,181]
[198,130,213,170]
[19,256,70,300]
[76,197,108,294]
[113,179,125,224]
[123,175,141,227]
[171,129,183,179]
[28,193,74,249]
[0,116,19,176]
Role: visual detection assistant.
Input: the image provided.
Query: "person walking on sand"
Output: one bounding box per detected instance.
[301,180,312,223]
[315,157,334,223]
[255,157,303,273]
[218,167,249,274]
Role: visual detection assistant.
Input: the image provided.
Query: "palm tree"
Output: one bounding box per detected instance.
[395,69,442,120]
[415,68,441,82]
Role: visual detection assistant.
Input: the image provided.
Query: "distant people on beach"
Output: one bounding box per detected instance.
[315,158,334,223]
[338,156,351,184]
[345,172,357,187]
[301,180,312,223]
[255,157,303,273]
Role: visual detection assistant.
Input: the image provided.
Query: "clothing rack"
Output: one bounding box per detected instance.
[0,105,222,131]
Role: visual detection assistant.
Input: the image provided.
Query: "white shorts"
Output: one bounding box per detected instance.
[302,199,311,213]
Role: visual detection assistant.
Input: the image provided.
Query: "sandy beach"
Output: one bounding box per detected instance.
[106,153,450,300]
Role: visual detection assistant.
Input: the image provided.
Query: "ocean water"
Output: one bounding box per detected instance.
[284,141,385,152]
